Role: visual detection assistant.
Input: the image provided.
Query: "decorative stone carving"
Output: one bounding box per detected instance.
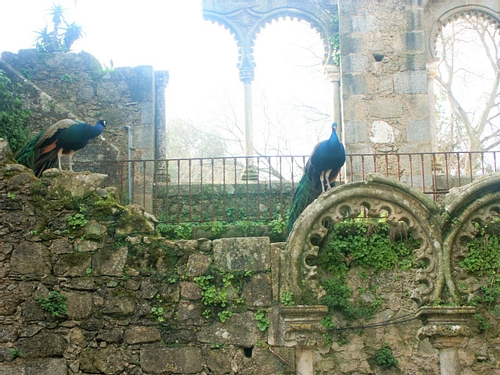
[287,172,500,307]
[268,305,328,347]
[286,174,443,305]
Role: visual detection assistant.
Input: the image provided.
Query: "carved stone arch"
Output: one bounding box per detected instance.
[442,173,500,304]
[425,3,500,61]
[286,174,443,306]
[203,4,337,77]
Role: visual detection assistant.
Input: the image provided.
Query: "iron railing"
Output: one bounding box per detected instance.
[115,151,500,222]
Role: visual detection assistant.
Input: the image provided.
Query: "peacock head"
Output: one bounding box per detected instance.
[97,120,107,128]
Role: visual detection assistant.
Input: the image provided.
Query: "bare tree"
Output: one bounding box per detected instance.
[434,15,500,153]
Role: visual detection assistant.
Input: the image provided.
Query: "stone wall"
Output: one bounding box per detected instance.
[0,49,169,212]
[2,135,500,375]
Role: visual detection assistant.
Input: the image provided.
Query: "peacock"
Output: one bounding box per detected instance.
[287,122,346,235]
[15,119,106,177]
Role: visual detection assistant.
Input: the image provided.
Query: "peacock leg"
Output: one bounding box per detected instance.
[57,149,64,170]
[68,151,75,172]
[325,169,333,190]
[320,171,326,193]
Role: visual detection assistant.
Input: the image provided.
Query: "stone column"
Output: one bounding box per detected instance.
[426,61,439,152]
[268,305,328,375]
[416,306,475,375]
[240,67,258,181]
[324,64,342,126]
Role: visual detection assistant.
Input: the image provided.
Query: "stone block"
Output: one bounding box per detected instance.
[186,253,212,276]
[80,346,130,374]
[53,252,91,277]
[394,70,427,94]
[345,122,368,143]
[140,347,203,374]
[10,242,50,279]
[350,15,378,33]
[407,119,430,142]
[344,54,369,73]
[124,326,161,344]
[197,311,262,347]
[16,331,66,358]
[213,237,270,271]
[241,273,272,307]
[66,292,93,320]
[49,238,72,255]
[342,74,367,96]
[369,99,403,118]
[180,281,201,300]
[0,325,17,343]
[340,37,362,54]
[404,31,424,51]
[0,358,67,375]
[92,246,128,276]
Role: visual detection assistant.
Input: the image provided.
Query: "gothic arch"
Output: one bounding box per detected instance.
[442,172,500,303]
[425,2,500,61]
[286,174,444,305]
[203,4,336,77]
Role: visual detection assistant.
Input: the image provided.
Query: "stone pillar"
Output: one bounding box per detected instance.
[154,70,169,160]
[324,64,342,127]
[416,306,475,375]
[426,61,439,152]
[268,305,328,375]
[240,67,258,181]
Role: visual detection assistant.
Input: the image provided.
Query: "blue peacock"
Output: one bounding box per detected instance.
[287,122,346,235]
[15,119,106,177]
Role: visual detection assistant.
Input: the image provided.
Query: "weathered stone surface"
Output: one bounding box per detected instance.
[80,346,130,374]
[213,237,270,271]
[186,253,212,276]
[241,273,272,307]
[177,300,204,326]
[46,171,108,198]
[180,281,201,300]
[0,358,67,375]
[53,252,91,277]
[92,246,128,276]
[16,331,66,358]
[140,347,203,374]
[10,242,50,278]
[66,292,94,320]
[0,138,12,162]
[49,238,72,255]
[102,293,136,316]
[0,325,17,343]
[124,326,161,344]
[197,311,262,347]
[73,238,102,252]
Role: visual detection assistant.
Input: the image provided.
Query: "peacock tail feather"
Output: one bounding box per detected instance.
[286,172,322,235]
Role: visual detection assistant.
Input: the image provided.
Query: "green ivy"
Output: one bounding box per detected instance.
[0,71,31,153]
[374,343,399,369]
[459,220,500,276]
[194,269,252,322]
[36,291,67,317]
[318,218,420,332]
[254,309,270,331]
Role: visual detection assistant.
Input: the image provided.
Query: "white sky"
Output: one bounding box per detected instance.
[1,0,333,155]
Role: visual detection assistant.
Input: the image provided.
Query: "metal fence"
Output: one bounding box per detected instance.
[116,151,500,222]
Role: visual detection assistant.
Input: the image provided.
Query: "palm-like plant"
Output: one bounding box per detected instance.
[33,4,83,53]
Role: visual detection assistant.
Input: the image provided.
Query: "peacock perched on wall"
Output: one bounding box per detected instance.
[287,122,346,235]
[15,119,106,177]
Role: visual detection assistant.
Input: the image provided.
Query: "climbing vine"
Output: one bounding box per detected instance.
[0,71,31,154]
[317,217,420,337]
